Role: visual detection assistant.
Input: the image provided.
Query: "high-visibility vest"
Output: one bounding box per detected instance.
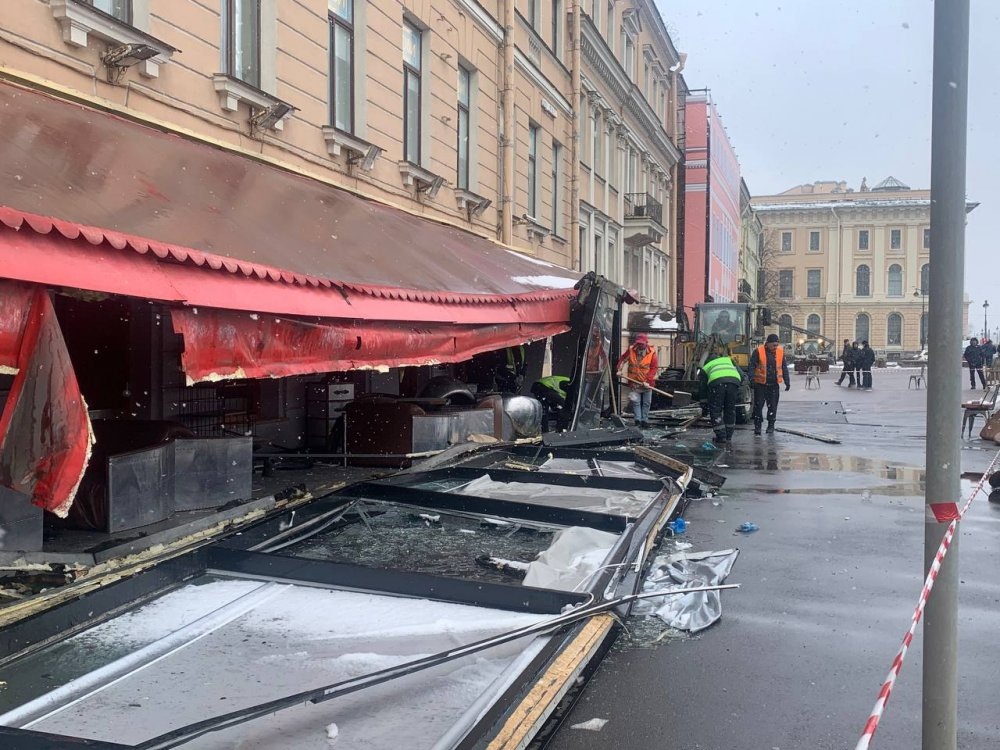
[753,345,784,385]
[536,375,569,398]
[703,356,742,384]
[626,347,655,384]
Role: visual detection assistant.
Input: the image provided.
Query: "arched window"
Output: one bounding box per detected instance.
[807,314,821,336]
[856,313,870,343]
[888,264,903,296]
[920,313,928,349]
[778,314,793,345]
[856,265,871,297]
[920,263,930,295]
[887,312,903,346]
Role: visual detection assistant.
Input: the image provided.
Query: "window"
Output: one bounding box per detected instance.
[781,231,792,252]
[923,227,931,249]
[226,0,261,86]
[592,114,602,176]
[920,313,928,348]
[856,313,870,343]
[456,66,471,190]
[778,314,793,345]
[920,263,929,295]
[623,34,635,78]
[856,264,871,297]
[887,313,903,346]
[527,0,539,29]
[809,231,820,252]
[606,1,615,53]
[890,228,902,250]
[807,269,821,298]
[887,264,903,296]
[807,314,821,336]
[84,0,131,23]
[778,269,793,299]
[551,141,562,234]
[552,0,562,53]
[402,20,422,164]
[858,229,869,250]
[329,0,354,132]
[527,123,539,218]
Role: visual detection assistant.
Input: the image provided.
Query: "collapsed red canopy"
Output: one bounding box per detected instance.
[172,308,567,384]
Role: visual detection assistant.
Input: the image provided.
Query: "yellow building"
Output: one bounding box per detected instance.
[752,177,975,356]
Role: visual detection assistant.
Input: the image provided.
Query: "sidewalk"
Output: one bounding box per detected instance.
[548,369,1000,750]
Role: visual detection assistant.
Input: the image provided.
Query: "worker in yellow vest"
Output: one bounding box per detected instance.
[700,350,746,443]
[616,334,658,428]
[748,333,791,435]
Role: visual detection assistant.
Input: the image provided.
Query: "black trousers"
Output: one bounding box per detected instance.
[970,366,986,388]
[708,380,739,438]
[861,366,873,389]
[752,383,780,426]
[836,364,855,386]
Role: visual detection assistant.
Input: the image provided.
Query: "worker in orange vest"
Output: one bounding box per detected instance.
[616,333,658,428]
[748,333,791,435]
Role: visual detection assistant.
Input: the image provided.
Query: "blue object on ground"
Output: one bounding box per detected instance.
[701,441,717,452]
[736,522,759,534]
[668,517,687,535]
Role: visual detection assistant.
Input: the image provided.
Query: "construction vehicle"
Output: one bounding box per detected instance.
[781,323,837,372]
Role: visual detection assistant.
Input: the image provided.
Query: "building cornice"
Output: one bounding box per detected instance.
[452,0,503,42]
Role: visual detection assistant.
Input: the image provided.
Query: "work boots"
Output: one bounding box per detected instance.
[753,422,762,436]
[766,422,775,434]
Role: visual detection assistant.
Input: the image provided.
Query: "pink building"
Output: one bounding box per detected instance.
[682,91,742,308]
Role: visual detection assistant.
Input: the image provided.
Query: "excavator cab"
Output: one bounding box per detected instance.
[693,303,754,368]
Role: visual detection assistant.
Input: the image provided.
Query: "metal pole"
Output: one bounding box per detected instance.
[923,1,969,748]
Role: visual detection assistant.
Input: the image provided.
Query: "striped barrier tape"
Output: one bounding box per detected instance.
[854,447,1000,750]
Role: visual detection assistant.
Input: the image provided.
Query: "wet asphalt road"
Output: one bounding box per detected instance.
[549,369,1000,750]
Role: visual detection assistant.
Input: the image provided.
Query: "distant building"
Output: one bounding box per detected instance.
[739,178,762,304]
[682,90,741,308]
[752,177,976,355]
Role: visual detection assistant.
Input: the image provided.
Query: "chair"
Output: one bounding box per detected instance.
[804,365,821,390]
[962,382,1000,438]
[908,365,926,390]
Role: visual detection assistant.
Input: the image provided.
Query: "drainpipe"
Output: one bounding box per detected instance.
[569,1,582,270]
[830,205,842,345]
[501,0,515,245]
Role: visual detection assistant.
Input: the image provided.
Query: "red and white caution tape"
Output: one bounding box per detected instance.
[854,448,1000,750]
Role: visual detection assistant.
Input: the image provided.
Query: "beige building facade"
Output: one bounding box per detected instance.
[753,177,974,356]
[1,0,680,296]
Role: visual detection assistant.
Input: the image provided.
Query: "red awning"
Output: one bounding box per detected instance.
[0,80,579,317]
[171,308,567,383]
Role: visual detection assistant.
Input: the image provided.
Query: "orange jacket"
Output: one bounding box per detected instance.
[618,346,658,386]
[752,345,785,385]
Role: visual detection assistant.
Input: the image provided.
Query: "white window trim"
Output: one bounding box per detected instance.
[322,127,382,169]
[215,0,284,123]
[398,161,445,199]
[50,0,175,78]
[212,75,293,129]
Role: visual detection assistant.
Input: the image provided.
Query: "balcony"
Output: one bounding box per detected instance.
[624,193,665,247]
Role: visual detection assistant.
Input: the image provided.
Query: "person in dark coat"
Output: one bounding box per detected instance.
[858,341,876,390]
[982,338,996,367]
[851,341,862,387]
[835,339,855,387]
[965,337,986,389]
[748,334,791,435]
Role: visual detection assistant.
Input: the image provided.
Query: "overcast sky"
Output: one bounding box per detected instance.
[656,0,994,330]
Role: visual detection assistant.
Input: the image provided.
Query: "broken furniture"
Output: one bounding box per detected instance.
[962,382,1000,438]
[805,365,821,390]
[908,365,926,390]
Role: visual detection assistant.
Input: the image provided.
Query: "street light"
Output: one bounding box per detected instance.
[984,299,990,340]
[914,287,928,350]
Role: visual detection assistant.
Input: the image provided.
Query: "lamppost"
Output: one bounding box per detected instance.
[984,299,990,340]
[914,287,928,350]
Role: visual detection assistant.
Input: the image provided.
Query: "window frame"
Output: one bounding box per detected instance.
[887,263,903,297]
[551,0,562,55]
[781,231,792,253]
[808,230,820,252]
[402,19,423,165]
[807,314,821,336]
[807,269,821,298]
[887,313,903,346]
[551,140,562,235]
[456,65,472,190]
[856,313,871,343]
[858,229,870,251]
[889,227,903,251]
[923,227,931,249]
[778,314,793,345]
[83,0,133,24]
[778,269,794,299]
[225,0,262,87]
[527,122,539,219]
[527,0,539,30]
[328,1,355,133]
[856,264,871,297]
[920,263,930,295]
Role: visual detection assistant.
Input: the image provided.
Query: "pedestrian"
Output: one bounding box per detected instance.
[965,337,987,389]
[859,341,875,389]
[851,341,862,387]
[748,333,791,435]
[982,338,996,367]
[835,339,855,387]
[616,333,658,428]
[700,348,746,444]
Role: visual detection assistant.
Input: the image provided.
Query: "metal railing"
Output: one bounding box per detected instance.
[624,193,663,225]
